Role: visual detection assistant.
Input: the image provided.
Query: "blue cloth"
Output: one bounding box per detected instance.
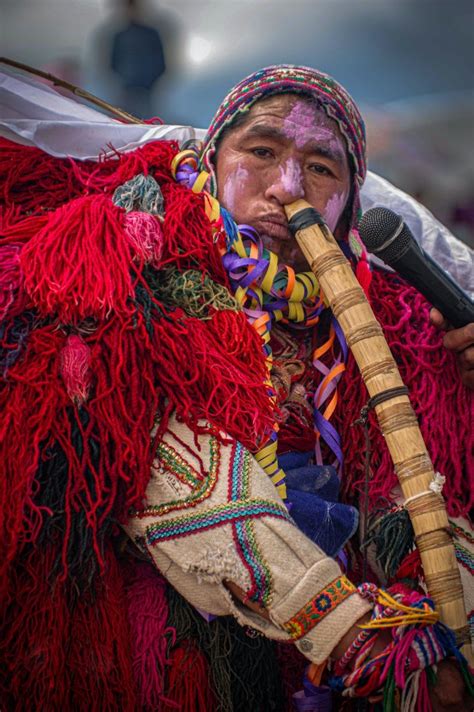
[279,452,358,558]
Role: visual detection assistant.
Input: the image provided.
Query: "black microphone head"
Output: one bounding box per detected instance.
[358,207,414,264]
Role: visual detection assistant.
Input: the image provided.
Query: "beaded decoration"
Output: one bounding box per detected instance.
[283,575,357,639]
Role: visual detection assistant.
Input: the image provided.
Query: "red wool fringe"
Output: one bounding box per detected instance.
[124,560,176,710]
[162,641,216,712]
[20,194,137,322]
[149,308,276,452]
[160,181,229,286]
[0,545,137,711]
[0,137,178,217]
[0,326,68,590]
[337,269,473,518]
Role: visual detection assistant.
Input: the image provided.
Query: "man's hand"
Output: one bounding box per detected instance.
[430,308,474,389]
[430,659,473,712]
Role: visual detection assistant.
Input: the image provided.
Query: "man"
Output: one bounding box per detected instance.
[0,64,471,710]
[124,64,472,708]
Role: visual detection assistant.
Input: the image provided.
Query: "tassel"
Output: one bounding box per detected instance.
[124,560,175,710]
[20,194,136,322]
[160,181,229,285]
[60,334,91,403]
[112,173,165,216]
[162,641,216,712]
[123,211,164,266]
[364,507,415,580]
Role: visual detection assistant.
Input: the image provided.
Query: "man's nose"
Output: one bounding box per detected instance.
[264,163,305,205]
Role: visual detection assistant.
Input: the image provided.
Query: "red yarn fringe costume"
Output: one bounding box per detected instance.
[0,136,471,709]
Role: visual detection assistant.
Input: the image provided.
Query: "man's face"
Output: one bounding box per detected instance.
[215,95,351,271]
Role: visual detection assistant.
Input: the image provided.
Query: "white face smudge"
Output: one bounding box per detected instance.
[324,190,349,232]
[283,100,332,149]
[222,164,249,215]
[278,158,304,198]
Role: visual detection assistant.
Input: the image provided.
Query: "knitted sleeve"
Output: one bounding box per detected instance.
[123,416,371,664]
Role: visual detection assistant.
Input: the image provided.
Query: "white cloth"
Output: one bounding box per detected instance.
[124,415,370,663]
[1,65,472,294]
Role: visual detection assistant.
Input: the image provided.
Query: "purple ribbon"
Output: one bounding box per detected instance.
[293,670,332,712]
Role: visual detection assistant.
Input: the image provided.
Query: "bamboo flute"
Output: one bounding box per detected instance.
[284,199,471,657]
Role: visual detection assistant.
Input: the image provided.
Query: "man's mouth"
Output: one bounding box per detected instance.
[255,216,292,241]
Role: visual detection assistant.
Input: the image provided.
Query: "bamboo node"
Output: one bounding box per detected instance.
[310,250,347,277]
[360,358,396,382]
[395,453,431,480]
[331,287,366,318]
[377,402,417,434]
[346,322,383,347]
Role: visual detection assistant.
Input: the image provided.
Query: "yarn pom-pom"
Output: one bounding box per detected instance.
[20,194,135,322]
[123,211,164,267]
[59,334,91,403]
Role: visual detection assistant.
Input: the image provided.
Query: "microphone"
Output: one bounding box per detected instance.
[358,207,474,328]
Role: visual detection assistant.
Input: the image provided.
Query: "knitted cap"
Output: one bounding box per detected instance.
[201,64,367,227]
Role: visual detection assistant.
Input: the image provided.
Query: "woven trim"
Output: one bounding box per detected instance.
[135,437,220,517]
[283,575,357,639]
[145,498,292,545]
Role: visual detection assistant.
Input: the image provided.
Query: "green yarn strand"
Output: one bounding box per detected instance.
[113,173,165,216]
[149,267,240,319]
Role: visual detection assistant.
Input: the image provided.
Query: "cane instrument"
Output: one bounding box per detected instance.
[284,199,470,655]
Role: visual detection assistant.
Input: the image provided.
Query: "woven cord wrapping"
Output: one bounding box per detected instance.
[329,584,473,711]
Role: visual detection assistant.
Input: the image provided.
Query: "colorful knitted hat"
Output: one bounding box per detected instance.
[200,64,367,228]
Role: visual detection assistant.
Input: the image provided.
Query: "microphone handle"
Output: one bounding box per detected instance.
[390,244,474,328]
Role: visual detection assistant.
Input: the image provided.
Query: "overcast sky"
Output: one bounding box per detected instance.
[2,0,473,125]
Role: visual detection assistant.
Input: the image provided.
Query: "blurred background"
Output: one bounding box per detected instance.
[2,0,474,245]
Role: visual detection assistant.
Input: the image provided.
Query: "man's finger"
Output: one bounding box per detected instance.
[443,323,474,352]
[430,307,450,331]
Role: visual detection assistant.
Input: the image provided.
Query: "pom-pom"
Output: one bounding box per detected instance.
[113,173,165,216]
[123,211,163,266]
[59,334,91,403]
[20,195,135,322]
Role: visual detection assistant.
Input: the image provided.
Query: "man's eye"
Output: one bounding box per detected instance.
[251,147,273,159]
[309,164,333,176]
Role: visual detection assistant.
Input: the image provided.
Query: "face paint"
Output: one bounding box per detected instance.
[222,164,249,215]
[278,158,304,199]
[283,100,333,149]
[324,190,349,232]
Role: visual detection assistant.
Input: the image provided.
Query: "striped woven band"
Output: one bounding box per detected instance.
[283,575,357,640]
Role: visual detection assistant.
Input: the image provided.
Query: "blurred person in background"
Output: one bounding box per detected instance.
[110,0,166,117]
